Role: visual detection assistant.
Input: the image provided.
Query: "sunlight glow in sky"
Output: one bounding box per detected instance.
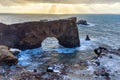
[0,1,120,14]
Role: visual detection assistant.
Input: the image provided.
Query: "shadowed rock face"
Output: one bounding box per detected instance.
[0,17,80,50]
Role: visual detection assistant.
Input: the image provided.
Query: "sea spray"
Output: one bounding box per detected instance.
[66,50,120,80]
[18,38,99,68]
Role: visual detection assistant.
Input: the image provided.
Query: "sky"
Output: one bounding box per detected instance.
[0,0,120,14]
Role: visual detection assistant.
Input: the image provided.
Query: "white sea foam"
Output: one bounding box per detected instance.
[87,22,96,27]
[10,48,21,53]
[41,38,99,53]
[18,38,99,69]
[66,53,120,80]
[18,48,43,66]
[77,22,96,27]
[98,53,120,74]
[76,38,98,51]
[41,37,60,50]
[17,38,120,80]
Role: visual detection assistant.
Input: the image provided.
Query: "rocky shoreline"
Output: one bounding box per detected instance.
[0,45,120,80]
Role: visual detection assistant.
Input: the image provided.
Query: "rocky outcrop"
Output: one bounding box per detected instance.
[77,20,88,25]
[94,47,120,57]
[85,35,90,41]
[0,45,18,65]
[94,47,108,57]
[0,17,80,50]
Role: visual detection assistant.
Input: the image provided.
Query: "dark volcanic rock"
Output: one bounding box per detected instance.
[0,17,80,50]
[118,48,120,51]
[85,35,90,41]
[94,47,108,57]
[77,20,88,25]
[94,47,120,58]
[0,45,18,65]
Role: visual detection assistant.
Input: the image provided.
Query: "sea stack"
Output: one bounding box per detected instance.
[0,17,80,50]
[77,20,88,25]
[85,35,91,41]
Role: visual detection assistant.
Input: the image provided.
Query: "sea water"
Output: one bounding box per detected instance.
[0,14,120,79]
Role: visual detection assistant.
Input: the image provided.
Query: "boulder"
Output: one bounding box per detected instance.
[94,47,120,57]
[0,17,80,50]
[77,20,88,25]
[0,45,18,65]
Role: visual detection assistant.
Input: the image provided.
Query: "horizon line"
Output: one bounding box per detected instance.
[0,13,120,15]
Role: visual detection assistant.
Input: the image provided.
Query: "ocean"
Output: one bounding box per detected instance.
[0,14,120,80]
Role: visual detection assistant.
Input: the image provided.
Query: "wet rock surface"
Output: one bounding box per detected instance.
[0,17,80,50]
[94,47,108,57]
[92,47,120,80]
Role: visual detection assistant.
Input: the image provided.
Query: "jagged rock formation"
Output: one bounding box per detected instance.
[0,17,80,50]
[94,47,108,57]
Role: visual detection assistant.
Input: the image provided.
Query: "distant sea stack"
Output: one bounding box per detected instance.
[85,35,91,41]
[77,20,88,25]
[0,17,80,50]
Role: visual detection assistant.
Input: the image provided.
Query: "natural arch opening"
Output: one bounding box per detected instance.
[41,37,60,50]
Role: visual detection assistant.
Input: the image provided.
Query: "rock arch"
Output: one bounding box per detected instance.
[0,17,80,50]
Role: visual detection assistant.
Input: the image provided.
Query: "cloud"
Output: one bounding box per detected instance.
[0,2,120,14]
[0,0,28,6]
[19,0,120,4]
[0,0,120,6]
[0,0,120,14]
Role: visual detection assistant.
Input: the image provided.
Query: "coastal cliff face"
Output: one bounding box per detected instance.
[0,17,80,50]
